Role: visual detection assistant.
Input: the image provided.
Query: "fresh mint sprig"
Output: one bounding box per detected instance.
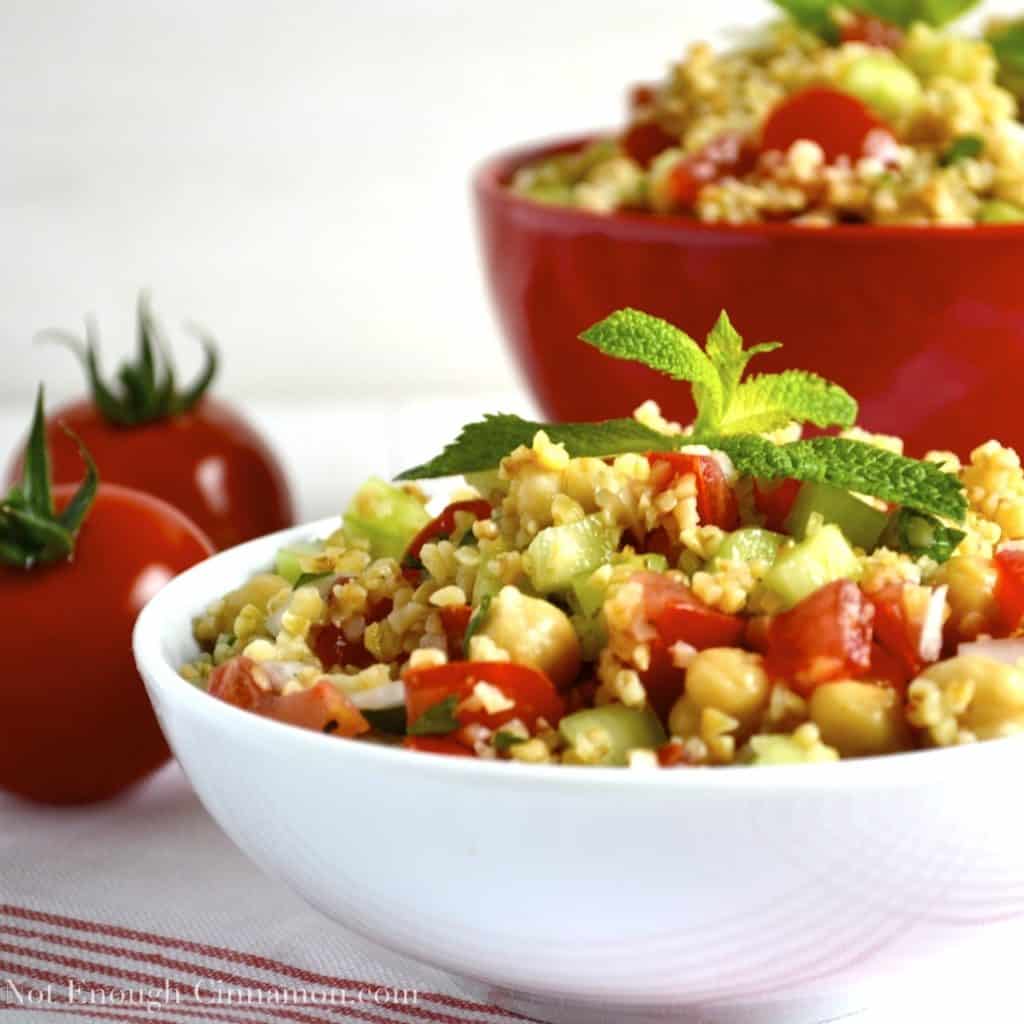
[397,308,966,525]
[772,0,979,38]
[579,310,856,436]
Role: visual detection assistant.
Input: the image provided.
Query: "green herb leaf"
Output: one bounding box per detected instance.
[396,414,676,480]
[772,0,978,35]
[494,730,524,753]
[37,292,219,428]
[704,311,782,415]
[293,571,333,590]
[939,134,984,167]
[719,371,857,436]
[987,19,1024,101]
[885,508,965,562]
[0,386,99,569]
[408,695,460,736]
[579,309,724,429]
[705,434,967,522]
[463,594,493,657]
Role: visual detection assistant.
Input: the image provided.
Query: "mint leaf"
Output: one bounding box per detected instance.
[704,311,782,416]
[884,508,965,563]
[772,0,977,35]
[396,414,677,480]
[706,435,967,522]
[939,135,983,167]
[988,19,1024,100]
[579,309,723,428]
[408,695,460,736]
[463,594,493,658]
[719,371,857,436]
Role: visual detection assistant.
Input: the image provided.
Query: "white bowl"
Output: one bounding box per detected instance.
[134,515,1024,1024]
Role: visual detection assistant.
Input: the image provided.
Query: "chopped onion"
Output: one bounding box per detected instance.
[348,680,406,711]
[261,660,311,692]
[957,638,1024,666]
[918,584,947,663]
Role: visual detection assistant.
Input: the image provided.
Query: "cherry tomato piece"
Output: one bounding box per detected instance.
[840,13,905,49]
[209,658,370,737]
[648,452,740,530]
[0,484,213,805]
[753,478,802,532]
[995,548,1024,634]
[405,500,492,565]
[404,661,564,733]
[869,584,923,683]
[440,604,474,659]
[761,87,889,164]
[660,133,759,210]
[622,121,677,168]
[309,623,376,670]
[764,580,875,695]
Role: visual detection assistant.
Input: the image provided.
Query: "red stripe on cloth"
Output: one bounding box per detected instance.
[0,907,509,1020]
[0,950,397,1024]
[0,926,488,1024]
[1,1003,172,1024]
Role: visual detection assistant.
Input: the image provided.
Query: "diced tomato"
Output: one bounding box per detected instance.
[869,642,912,691]
[440,604,473,659]
[764,580,874,695]
[753,478,802,532]
[869,584,923,683]
[659,132,759,211]
[309,623,376,670]
[647,452,740,530]
[744,615,773,654]
[995,548,1024,634]
[761,87,890,164]
[657,739,697,768]
[403,661,565,734]
[622,120,677,168]
[840,13,904,49]
[265,681,370,737]
[634,572,745,719]
[208,656,265,710]
[403,736,475,758]
[637,525,677,561]
[208,658,369,737]
[404,500,491,571]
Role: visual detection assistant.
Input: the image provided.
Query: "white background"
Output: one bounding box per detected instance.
[3,0,1015,411]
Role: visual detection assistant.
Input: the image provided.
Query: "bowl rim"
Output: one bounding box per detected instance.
[134,513,1024,795]
[473,132,1024,242]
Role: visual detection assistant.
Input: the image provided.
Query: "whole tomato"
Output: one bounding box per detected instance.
[6,294,293,551]
[0,391,213,804]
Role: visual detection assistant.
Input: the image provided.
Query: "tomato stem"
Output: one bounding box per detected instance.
[36,292,219,428]
[0,387,98,569]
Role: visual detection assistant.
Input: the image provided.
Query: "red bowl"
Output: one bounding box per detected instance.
[474,135,1024,457]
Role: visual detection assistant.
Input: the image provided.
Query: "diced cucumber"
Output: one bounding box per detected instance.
[569,552,667,618]
[978,199,1024,224]
[342,478,431,561]
[837,53,922,121]
[275,541,325,585]
[571,613,608,663]
[762,523,861,610]
[525,515,622,594]
[472,543,508,605]
[710,527,786,570]
[785,482,888,551]
[559,706,667,767]
[464,469,504,498]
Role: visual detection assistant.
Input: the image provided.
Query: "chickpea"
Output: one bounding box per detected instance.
[216,573,290,636]
[684,647,770,733]
[809,682,912,758]
[919,655,1024,740]
[935,555,999,640]
[479,586,581,687]
[668,694,701,739]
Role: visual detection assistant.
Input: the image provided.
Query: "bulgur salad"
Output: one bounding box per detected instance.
[512,0,1024,225]
[184,308,1024,768]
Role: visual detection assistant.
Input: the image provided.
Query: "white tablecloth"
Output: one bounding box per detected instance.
[0,398,1019,1023]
